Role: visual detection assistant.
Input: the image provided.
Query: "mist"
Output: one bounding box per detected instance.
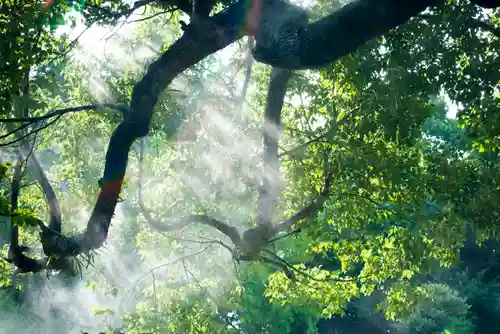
[0,6,288,332]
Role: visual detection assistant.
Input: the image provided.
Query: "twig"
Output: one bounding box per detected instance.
[268,228,301,243]
[262,249,357,283]
[0,104,129,123]
[279,107,358,158]
[0,115,63,148]
[119,243,216,312]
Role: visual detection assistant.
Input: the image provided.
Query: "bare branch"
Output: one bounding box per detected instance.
[0,115,63,148]
[127,9,175,23]
[119,242,217,311]
[269,228,301,243]
[137,139,242,247]
[0,104,130,123]
[278,135,329,159]
[42,25,93,69]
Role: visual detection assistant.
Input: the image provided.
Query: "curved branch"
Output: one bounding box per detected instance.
[0,115,63,148]
[252,0,439,68]
[0,104,130,123]
[137,140,242,246]
[147,213,243,247]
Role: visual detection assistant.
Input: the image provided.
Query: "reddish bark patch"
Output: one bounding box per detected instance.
[244,0,263,36]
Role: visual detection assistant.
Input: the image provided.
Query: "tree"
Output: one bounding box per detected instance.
[0,0,498,332]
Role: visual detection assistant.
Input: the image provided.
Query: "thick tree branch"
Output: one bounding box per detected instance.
[256,67,291,228]
[239,66,294,257]
[31,0,455,260]
[252,0,440,68]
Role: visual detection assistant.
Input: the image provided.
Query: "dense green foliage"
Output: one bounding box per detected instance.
[0,0,498,333]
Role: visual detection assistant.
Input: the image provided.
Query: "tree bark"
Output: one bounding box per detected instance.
[253,0,441,69]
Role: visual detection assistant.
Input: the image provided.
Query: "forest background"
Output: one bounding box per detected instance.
[0,0,499,333]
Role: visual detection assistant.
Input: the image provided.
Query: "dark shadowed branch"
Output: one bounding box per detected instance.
[256,67,292,228]
[0,104,130,123]
[0,115,63,148]
[252,0,440,68]
[0,104,128,148]
[83,0,494,72]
